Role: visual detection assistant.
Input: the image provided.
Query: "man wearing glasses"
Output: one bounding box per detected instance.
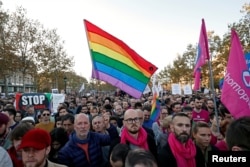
[35,109,54,132]
[120,109,157,159]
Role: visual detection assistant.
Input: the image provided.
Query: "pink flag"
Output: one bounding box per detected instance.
[193,68,201,91]
[221,29,250,118]
[193,19,209,90]
[193,19,210,74]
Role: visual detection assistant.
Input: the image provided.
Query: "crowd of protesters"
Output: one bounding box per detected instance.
[0,89,250,167]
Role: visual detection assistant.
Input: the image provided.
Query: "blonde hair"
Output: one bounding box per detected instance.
[162,115,172,128]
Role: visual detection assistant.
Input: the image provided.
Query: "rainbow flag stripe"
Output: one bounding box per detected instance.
[84,20,157,98]
[150,92,161,121]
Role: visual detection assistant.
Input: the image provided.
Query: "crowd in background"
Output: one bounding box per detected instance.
[0,90,249,167]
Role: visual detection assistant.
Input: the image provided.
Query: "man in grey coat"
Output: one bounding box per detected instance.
[0,146,13,167]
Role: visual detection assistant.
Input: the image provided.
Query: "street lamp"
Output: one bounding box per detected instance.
[63,76,67,94]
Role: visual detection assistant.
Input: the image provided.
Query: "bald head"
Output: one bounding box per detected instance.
[124,109,138,120]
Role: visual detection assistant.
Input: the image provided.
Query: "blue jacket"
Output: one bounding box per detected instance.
[57,125,118,167]
[143,119,154,129]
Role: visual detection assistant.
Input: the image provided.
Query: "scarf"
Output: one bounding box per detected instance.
[72,132,90,144]
[120,127,149,150]
[168,133,196,167]
[73,132,91,163]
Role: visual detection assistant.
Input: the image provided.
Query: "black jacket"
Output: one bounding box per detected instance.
[158,142,205,167]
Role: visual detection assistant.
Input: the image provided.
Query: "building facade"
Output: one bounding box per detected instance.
[0,71,36,94]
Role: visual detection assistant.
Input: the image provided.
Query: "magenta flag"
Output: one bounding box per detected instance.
[193,19,210,74]
[221,29,250,118]
[193,19,209,91]
[193,68,201,91]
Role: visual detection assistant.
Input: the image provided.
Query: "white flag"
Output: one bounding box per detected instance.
[158,82,163,92]
[79,83,85,93]
[143,85,151,94]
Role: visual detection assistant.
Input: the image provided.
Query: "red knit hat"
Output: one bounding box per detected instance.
[18,128,51,150]
[0,112,9,126]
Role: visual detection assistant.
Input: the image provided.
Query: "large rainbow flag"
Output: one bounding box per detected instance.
[84,20,158,98]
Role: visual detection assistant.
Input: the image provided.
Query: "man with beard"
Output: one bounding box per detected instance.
[206,99,215,114]
[113,104,124,128]
[120,109,157,159]
[158,113,205,167]
[19,128,66,167]
[192,96,210,123]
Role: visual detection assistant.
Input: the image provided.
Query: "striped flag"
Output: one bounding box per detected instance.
[150,77,161,121]
[84,20,158,98]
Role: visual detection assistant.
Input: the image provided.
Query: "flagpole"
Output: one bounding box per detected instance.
[198,18,220,135]
[208,53,220,134]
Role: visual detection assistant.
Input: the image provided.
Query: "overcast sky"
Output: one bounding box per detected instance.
[1,0,247,80]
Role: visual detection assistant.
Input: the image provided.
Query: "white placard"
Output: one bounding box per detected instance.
[204,88,210,94]
[183,84,192,95]
[52,94,65,113]
[171,84,182,95]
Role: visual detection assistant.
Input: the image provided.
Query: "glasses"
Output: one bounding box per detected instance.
[42,113,50,116]
[124,117,140,124]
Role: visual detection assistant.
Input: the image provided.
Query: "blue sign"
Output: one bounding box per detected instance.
[245,53,250,70]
